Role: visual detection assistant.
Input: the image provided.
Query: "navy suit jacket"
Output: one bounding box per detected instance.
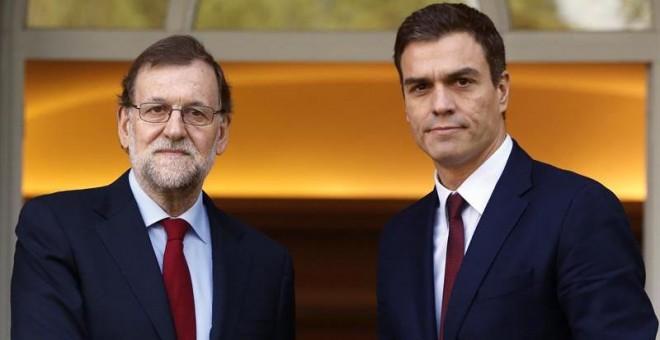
[377,142,657,339]
[11,172,295,339]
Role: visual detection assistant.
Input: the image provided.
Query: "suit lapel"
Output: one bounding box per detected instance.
[416,193,442,339]
[444,143,533,339]
[205,196,251,340]
[92,172,176,340]
[394,191,439,339]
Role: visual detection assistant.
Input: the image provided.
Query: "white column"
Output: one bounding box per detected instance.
[646,60,660,340]
[647,3,660,340]
[0,0,23,338]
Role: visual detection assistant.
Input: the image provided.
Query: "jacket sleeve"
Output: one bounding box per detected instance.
[557,182,658,339]
[11,198,88,340]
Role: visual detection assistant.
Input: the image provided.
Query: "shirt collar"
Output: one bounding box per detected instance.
[128,169,210,244]
[435,135,513,214]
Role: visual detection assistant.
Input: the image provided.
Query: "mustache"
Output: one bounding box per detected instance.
[147,139,196,155]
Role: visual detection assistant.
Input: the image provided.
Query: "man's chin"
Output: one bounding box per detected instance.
[144,168,200,191]
[153,178,198,192]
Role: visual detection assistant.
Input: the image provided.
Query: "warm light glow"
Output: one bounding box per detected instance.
[507,63,646,201]
[24,61,646,200]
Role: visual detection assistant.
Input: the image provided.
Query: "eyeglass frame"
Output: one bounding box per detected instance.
[129,102,223,126]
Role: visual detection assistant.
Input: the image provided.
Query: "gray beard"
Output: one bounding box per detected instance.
[139,155,205,191]
[127,128,217,192]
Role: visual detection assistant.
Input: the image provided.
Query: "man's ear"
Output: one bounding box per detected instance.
[215,116,231,156]
[497,71,510,112]
[117,106,130,151]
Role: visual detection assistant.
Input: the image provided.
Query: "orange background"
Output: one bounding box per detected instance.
[23,61,646,200]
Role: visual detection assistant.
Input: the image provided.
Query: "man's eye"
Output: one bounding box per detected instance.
[412,83,429,92]
[146,105,168,114]
[456,78,471,86]
[183,108,205,117]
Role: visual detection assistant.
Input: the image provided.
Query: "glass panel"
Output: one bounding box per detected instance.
[508,0,651,31]
[27,0,167,29]
[24,61,646,201]
[196,0,479,31]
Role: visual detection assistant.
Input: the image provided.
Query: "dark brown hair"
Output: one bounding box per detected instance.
[393,3,506,86]
[118,35,232,118]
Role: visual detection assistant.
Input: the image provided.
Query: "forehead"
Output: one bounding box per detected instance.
[400,32,488,78]
[133,59,219,103]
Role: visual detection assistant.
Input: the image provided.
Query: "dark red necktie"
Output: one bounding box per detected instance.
[162,218,196,340]
[440,193,466,340]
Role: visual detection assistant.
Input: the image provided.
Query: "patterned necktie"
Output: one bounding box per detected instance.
[162,218,196,340]
[440,193,466,340]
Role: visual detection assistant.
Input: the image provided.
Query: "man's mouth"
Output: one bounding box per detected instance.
[155,149,190,156]
[427,125,463,133]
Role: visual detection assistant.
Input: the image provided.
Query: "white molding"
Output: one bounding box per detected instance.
[479,1,511,34]
[505,31,659,61]
[647,3,660,338]
[15,30,660,62]
[17,30,397,61]
[165,0,198,33]
[18,30,169,60]
[646,60,660,340]
[1,0,23,338]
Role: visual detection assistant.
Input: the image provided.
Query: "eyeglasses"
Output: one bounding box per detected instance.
[130,102,222,126]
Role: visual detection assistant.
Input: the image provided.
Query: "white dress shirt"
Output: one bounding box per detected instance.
[432,135,513,331]
[129,170,213,340]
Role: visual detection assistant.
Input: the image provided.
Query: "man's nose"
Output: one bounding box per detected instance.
[431,86,456,115]
[163,109,187,139]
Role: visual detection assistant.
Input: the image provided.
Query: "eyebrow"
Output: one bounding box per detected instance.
[142,97,166,103]
[142,98,211,107]
[184,101,212,107]
[402,67,482,86]
[446,67,481,80]
[403,77,430,87]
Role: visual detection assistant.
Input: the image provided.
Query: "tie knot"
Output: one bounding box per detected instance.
[162,218,190,241]
[447,193,466,220]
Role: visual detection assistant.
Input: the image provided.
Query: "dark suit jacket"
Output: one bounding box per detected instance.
[11,171,295,340]
[377,142,657,339]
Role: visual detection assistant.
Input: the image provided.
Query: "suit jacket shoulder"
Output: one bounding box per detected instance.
[13,172,296,340]
[377,142,658,340]
[379,191,437,254]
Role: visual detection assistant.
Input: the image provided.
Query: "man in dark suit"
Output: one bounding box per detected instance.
[377,4,657,339]
[11,35,295,339]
